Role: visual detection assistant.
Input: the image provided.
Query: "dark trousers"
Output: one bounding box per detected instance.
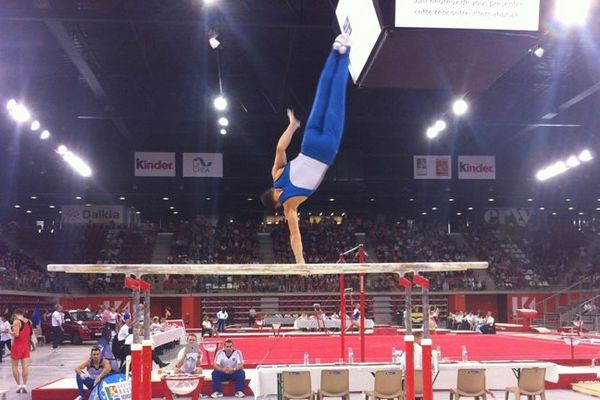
[0,339,11,361]
[52,326,62,349]
[211,370,245,393]
[76,374,96,397]
[217,319,226,332]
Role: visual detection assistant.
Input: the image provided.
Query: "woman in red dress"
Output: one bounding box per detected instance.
[10,308,32,394]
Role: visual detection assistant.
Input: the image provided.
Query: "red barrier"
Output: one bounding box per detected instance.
[421,338,433,400]
[142,340,153,399]
[404,335,415,400]
[131,344,142,400]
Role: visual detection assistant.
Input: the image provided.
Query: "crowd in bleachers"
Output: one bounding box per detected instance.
[0,245,68,292]
[1,214,599,295]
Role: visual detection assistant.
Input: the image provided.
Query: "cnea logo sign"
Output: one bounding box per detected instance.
[193,157,213,173]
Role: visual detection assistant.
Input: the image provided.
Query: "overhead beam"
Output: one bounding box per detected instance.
[44,20,130,140]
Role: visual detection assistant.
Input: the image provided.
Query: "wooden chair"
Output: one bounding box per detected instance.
[316,369,349,400]
[282,371,313,400]
[449,368,487,399]
[504,367,546,400]
[365,369,403,400]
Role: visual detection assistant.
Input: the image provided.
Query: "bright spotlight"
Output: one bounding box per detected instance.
[566,155,580,168]
[213,95,228,111]
[434,120,447,131]
[452,99,469,116]
[536,170,549,181]
[220,128,227,135]
[579,149,593,162]
[6,99,16,111]
[40,130,50,140]
[218,117,229,127]
[555,0,591,26]
[61,149,92,177]
[56,145,68,155]
[426,127,439,139]
[10,104,31,122]
[209,36,220,49]
[533,47,545,58]
[30,120,40,131]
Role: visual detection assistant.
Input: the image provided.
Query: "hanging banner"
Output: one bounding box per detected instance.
[134,152,176,177]
[458,155,496,180]
[484,208,532,227]
[182,153,223,178]
[395,0,540,31]
[61,205,127,225]
[413,155,451,179]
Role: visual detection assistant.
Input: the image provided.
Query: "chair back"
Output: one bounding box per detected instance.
[518,367,545,394]
[373,369,403,398]
[414,370,424,397]
[457,369,486,395]
[282,371,312,399]
[320,369,349,397]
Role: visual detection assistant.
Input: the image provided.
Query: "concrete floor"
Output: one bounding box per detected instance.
[0,343,596,400]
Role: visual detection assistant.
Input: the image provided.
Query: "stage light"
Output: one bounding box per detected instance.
[431,207,437,211]
[449,198,454,202]
[49,205,55,208]
[56,145,68,155]
[421,212,427,215]
[218,117,229,127]
[173,211,179,215]
[488,198,494,202]
[540,207,545,211]
[162,197,169,201]
[456,212,462,216]
[169,206,175,210]
[119,197,126,200]
[220,128,227,135]
[62,150,92,177]
[555,0,591,26]
[204,0,218,6]
[14,204,20,208]
[566,155,580,168]
[209,34,220,49]
[527,198,533,202]
[30,196,37,199]
[75,196,82,200]
[452,99,469,116]
[579,149,592,162]
[30,120,40,131]
[10,104,31,122]
[533,47,545,58]
[426,127,439,139]
[467,207,474,211]
[40,130,50,140]
[213,95,228,111]
[329,198,335,202]
[434,120,447,131]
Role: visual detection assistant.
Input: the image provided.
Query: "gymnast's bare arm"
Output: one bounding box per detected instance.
[271,109,301,180]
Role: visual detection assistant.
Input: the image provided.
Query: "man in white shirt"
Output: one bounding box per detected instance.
[174,333,203,374]
[113,319,131,364]
[51,304,64,350]
[216,309,228,333]
[0,315,11,362]
[211,339,245,398]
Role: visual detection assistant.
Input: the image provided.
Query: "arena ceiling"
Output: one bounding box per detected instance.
[1,0,600,221]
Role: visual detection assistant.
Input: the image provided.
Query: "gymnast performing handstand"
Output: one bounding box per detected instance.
[260,34,351,264]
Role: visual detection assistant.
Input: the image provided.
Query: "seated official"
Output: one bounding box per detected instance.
[174,333,203,375]
[73,346,111,400]
[202,315,218,337]
[211,339,245,398]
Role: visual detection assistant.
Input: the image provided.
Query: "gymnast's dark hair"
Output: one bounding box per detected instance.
[260,188,279,210]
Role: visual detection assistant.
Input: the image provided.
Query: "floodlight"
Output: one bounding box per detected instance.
[218,117,229,127]
[30,120,40,131]
[56,145,68,155]
[40,130,50,140]
[209,36,220,49]
[213,95,227,111]
[566,155,580,168]
[10,104,31,122]
[219,128,227,135]
[452,99,469,116]
[579,149,592,162]
[555,0,591,26]
[426,127,439,139]
[6,99,16,111]
[434,120,447,131]
[533,47,545,58]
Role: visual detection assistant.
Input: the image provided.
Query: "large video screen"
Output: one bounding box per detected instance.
[395,0,540,31]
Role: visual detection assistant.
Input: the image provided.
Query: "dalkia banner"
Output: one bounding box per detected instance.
[182,153,223,178]
[413,155,451,179]
[458,156,496,180]
[61,205,127,225]
[134,152,176,177]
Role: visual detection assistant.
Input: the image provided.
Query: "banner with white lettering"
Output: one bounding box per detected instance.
[458,156,496,180]
[182,153,223,178]
[484,208,532,227]
[61,205,126,225]
[134,152,176,177]
[413,155,451,179]
[395,0,540,31]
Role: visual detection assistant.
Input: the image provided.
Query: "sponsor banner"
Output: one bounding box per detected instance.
[484,208,532,227]
[182,153,223,178]
[458,155,496,180]
[413,155,451,179]
[395,0,540,31]
[336,0,382,83]
[61,205,127,225]
[134,152,175,177]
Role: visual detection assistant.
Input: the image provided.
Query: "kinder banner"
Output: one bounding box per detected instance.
[458,156,496,180]
[182,153,223,178]
[134,152,175,177]
[62,205,127,225]
[413,155,451,179]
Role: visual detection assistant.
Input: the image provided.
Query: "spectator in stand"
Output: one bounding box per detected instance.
[248,307,256,327]
[164,307,172,320]
[73,345,112,400]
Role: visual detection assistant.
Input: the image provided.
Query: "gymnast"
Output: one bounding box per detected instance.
[261,34,351,264]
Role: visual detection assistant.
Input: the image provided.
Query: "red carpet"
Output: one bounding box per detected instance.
[206,333,600,366]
